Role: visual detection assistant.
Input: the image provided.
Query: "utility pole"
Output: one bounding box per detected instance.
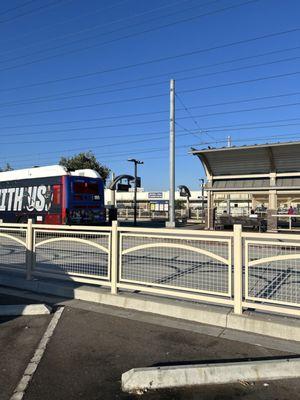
[166,79,175,228]
[227,135,232,147]
[128,158,143,226]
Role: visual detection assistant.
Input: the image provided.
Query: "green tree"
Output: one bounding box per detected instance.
[59,151,110,182]
[0,163,13,172]
[174,199,185,209]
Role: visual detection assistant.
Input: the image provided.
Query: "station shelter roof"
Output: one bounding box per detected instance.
[191,141,300,178]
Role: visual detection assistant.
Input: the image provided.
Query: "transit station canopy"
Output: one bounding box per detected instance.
[191,141,300,177]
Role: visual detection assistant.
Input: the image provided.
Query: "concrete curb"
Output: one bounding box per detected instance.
[122,358,300,393]
[0,304,51,316]
[1,271,300,342]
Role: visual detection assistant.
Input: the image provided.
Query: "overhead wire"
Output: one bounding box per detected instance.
[0,0,131,45]
[0,0,37,17]
[1,0,218,59]
[0,100,300,138]
[0,0,261,72]
[5,130,300,166]
[1,26,299,93]
[3,119,300,146]
[1,52,299,109]
[0,71,298,120]
[176,93,216,140]
[0,0,71,24]
[2,121,300,160]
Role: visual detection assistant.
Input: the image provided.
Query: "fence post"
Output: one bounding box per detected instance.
[111,220,119,294]
[26,219,34,280]
[233,224,243,314]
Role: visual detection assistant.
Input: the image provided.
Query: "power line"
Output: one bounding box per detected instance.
[0,0,71,24]
[175,93,216,140]
[1,53,299,109]
[0,71,298,120]
[2,122,300,163]
[1,26,298,92]
[194,117,300,131]
[1,120,300,148]
[179,101,300,120]
[0,0,37,17]
[5,131,300,165]
[1,0,217,61]
[4,129,300,166]
[0,93,167,119]
[0,97,299,135]
[179,71,300,95]
[0,100,299,138]
[0,91,299,131]
[0,0,260,72]
[1,111,299,137]
[0,0,131,45]
[2,74,300,122]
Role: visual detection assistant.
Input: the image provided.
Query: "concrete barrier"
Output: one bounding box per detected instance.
[1,271,300,342]
[122,357,300,393]
[0,304,51,316]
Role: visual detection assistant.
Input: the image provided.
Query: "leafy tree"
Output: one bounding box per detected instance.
[59,151,110,182]
[175,199,185,209]
[0,163,13,172]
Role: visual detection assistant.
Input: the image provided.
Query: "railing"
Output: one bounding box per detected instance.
[117,208,205,221]
[273,214,300,231]
[242,231,300,316]
[0,221,299,317]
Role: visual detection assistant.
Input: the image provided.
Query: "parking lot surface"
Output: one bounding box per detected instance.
[0,294,51,400]
[20,306,299,400]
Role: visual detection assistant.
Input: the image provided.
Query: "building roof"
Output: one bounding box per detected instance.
[191,141,300,177]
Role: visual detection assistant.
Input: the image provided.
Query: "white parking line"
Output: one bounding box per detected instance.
[10,307,64,400]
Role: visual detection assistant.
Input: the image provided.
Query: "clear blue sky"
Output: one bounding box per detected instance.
[0,0,299,190]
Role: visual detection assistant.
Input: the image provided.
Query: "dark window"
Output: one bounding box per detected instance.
[73,181,99,195]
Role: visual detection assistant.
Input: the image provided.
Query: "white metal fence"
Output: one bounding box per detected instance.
[0,221,299,317]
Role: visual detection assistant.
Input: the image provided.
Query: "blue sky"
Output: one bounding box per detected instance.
[0,0,299,190]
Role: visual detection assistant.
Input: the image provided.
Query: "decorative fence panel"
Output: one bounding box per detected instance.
[34,228,111,284]
[244,238,300,309]
[119,232,232,298]
[0,225,27,272]
[0,221,299,317]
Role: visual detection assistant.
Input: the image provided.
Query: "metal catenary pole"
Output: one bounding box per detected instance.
[133,161,138,226]
[166,79,175,228]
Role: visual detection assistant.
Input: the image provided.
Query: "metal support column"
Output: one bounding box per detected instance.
[166,79,175,228]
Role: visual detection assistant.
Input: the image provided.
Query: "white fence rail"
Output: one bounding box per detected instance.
[0,221,299,317]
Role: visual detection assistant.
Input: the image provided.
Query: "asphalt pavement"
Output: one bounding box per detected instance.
[20,306,299,400]
[0,294,51,400]
[0,291,300,400]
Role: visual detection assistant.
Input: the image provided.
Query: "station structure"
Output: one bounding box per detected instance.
[105,189,206,212]
[192,141,300,231]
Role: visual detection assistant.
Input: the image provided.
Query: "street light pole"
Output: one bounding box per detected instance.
[166,78,175,228]
[128,158,143,226]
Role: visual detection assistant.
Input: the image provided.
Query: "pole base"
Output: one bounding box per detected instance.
[165,221,176,228]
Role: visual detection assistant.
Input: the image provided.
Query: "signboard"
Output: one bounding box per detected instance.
[150,200,168,211]
[148,192,163,199]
